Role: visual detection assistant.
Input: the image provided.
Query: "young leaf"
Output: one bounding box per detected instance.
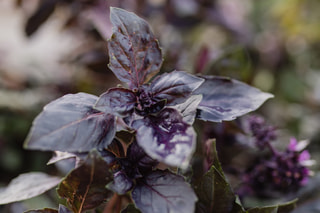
[24,93,116,152]
[0,172,61,205]
[194,76,274,122]
[132,170,197,213]
[57,150,113,213]
[133,108,196,169]
[108,7,162,88]
[150,71,204,106]
[107,170,134,195]
[94,88,136,117]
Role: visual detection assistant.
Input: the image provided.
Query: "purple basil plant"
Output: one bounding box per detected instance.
[0,7,282,213]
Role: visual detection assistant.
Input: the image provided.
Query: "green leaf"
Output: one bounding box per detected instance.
[57,150,113,213]
[0,172,61,205]
[194,139,243,213]
[247,199,297,213]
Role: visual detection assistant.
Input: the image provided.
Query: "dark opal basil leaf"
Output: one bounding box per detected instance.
[151,71,204,106]
[194,76,274,122]
[108,7,162,89]
[127,141,158,175]
[94,88,136,117]
[25,208,58,213]
[0,172,61,205]
[172,95,202,125]
[132,170,197,213]
[24,93,116,152]
[57,150,113,213]
[132,108,196,169]
[121,203,141,213]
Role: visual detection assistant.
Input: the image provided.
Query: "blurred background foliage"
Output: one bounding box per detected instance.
[1,0,320,212]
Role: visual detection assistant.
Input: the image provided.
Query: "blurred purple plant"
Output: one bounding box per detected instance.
[241,136,314,197]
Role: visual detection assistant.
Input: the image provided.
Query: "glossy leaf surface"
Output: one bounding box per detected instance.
[132,170,197,213]
[133,108,196,169]
[24,93,116,152]
[94,88,136,117]
[194,76,274,122]
[0,172,61,205]
[57,150,113,213]
[108,7,162,88]
[150,71,204,106]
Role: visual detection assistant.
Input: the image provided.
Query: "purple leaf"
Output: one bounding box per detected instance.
[108,7,162,89]
[151,71,204,106]
[132,170,197,213]
[194,76,274,122]
[24,93,116,152]
[0,172,61,205]
[57,150,113,212]
[133,108,196,169]
[94,88,136,117]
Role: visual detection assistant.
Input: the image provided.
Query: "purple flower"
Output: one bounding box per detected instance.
[241,137,314,196]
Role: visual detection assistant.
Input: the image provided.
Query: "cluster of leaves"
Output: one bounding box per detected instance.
[0,7,298,213]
